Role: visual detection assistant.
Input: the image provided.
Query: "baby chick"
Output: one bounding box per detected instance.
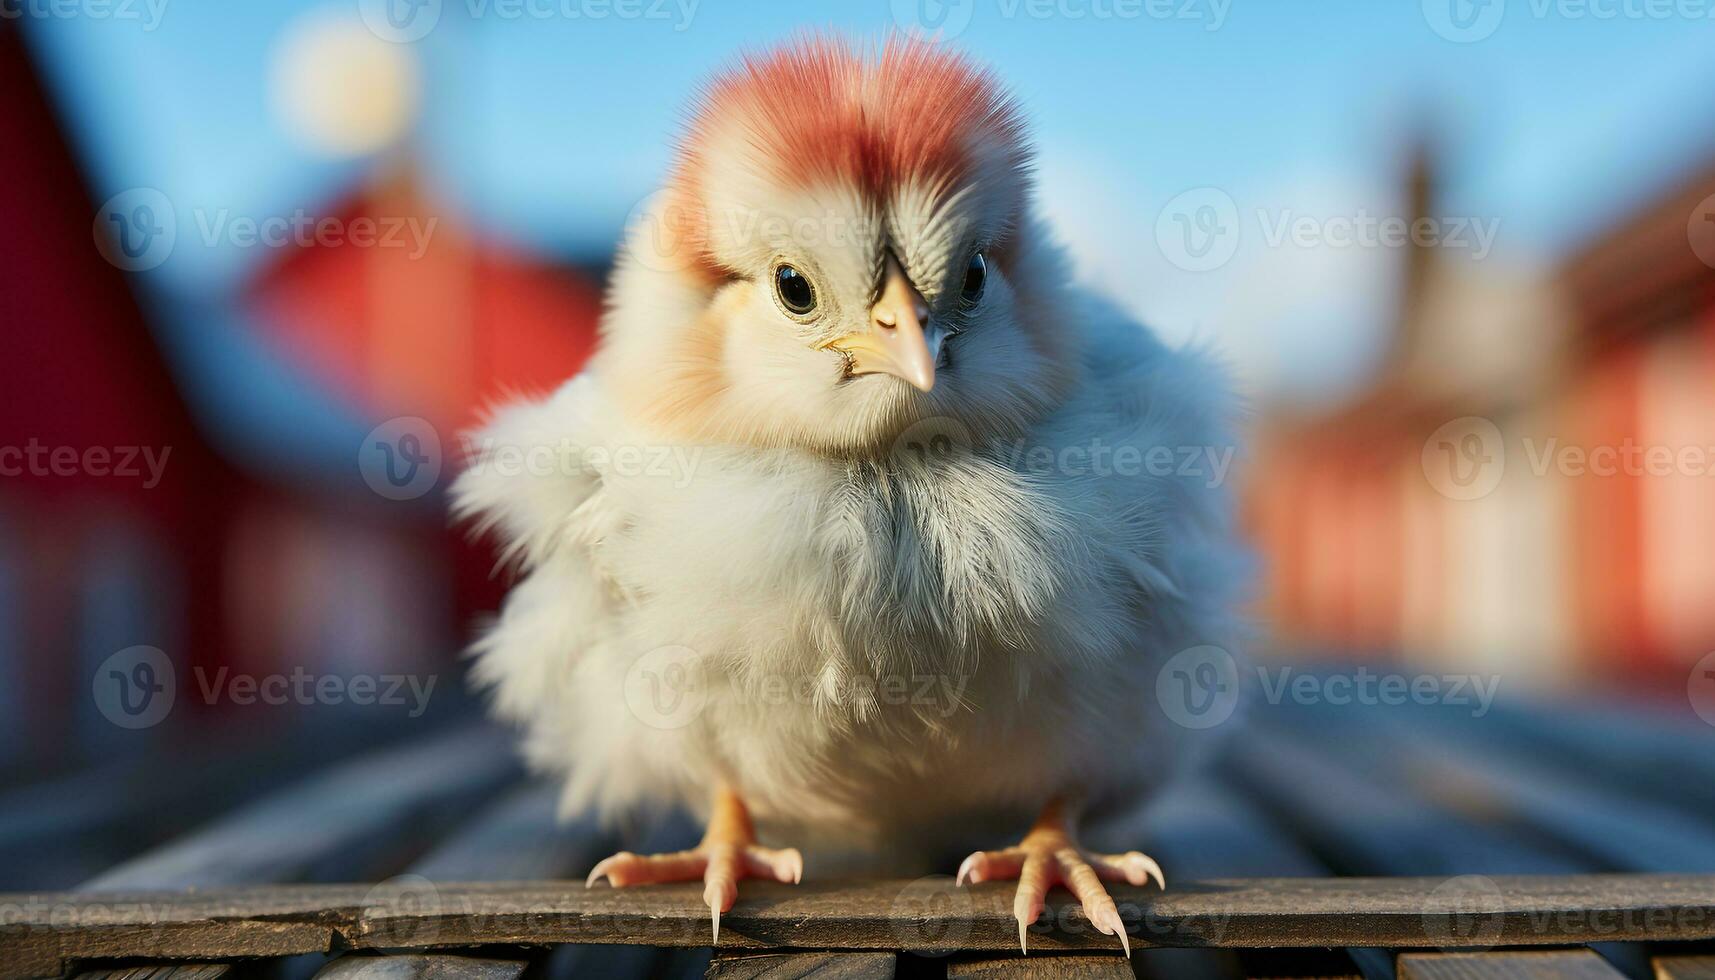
[455,35,1245,954]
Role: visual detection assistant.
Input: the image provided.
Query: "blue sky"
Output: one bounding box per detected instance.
[24,0,1715,404]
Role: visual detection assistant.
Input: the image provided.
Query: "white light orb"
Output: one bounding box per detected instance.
[270,10,420,157]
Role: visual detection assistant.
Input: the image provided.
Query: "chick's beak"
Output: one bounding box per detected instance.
[824,254,940,392]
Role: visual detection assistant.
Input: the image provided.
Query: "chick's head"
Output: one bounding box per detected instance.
[602,36,1078,455]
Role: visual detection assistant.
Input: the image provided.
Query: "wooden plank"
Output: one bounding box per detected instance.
[402,781,612,882]
[315,953,528,979]
[80,724,522,890]
[1098,773,1329,879]
[0,718,436,890]
[312,782,617,979]
[1114,772,1336,980]
[947,954,1131,977]
[707,950,898,978]
[1225,716,1589,876]
[72,967,231,980]
[1397,949,1627,978]
[1256,704,1653,978]
[1353,709,1715,873]
[541,812,704,980]
[1654,955,1715,979]
[1451,701,1715,821]
[6,874,1715,976]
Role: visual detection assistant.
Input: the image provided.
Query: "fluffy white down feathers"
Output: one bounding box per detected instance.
[453,38,1246,872]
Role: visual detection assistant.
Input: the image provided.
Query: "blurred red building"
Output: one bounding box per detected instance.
[242,168,604,680]
[1246,148,1715,690]
[0,27,603,764]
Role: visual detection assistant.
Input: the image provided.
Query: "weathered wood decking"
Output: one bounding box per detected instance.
[4,687,1715,978]
[5,874,1715,977]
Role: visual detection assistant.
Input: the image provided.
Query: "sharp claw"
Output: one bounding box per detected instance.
[584,856,615,888]
[956,853,979,887]
[704,880,723,945]
[772,847,802,885]
[1018,914,1029,955]
[1136,853,1166,891]
[1090,903,1131,958]
[1110,851,1166,890]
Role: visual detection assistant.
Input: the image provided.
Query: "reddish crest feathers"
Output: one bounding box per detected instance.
[663,37,1030,276]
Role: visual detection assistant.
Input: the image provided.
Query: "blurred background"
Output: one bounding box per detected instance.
[5,0,1715,896]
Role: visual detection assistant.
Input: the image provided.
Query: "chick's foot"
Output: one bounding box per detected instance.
[584,785,801,945]
[956,798,1164,956]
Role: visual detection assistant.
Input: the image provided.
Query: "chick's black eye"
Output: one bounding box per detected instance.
[962,251,987,303]
[774,265,817,315]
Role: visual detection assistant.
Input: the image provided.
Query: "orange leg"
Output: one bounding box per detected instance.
[585,784,802,943]
[956,797,1164,955]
